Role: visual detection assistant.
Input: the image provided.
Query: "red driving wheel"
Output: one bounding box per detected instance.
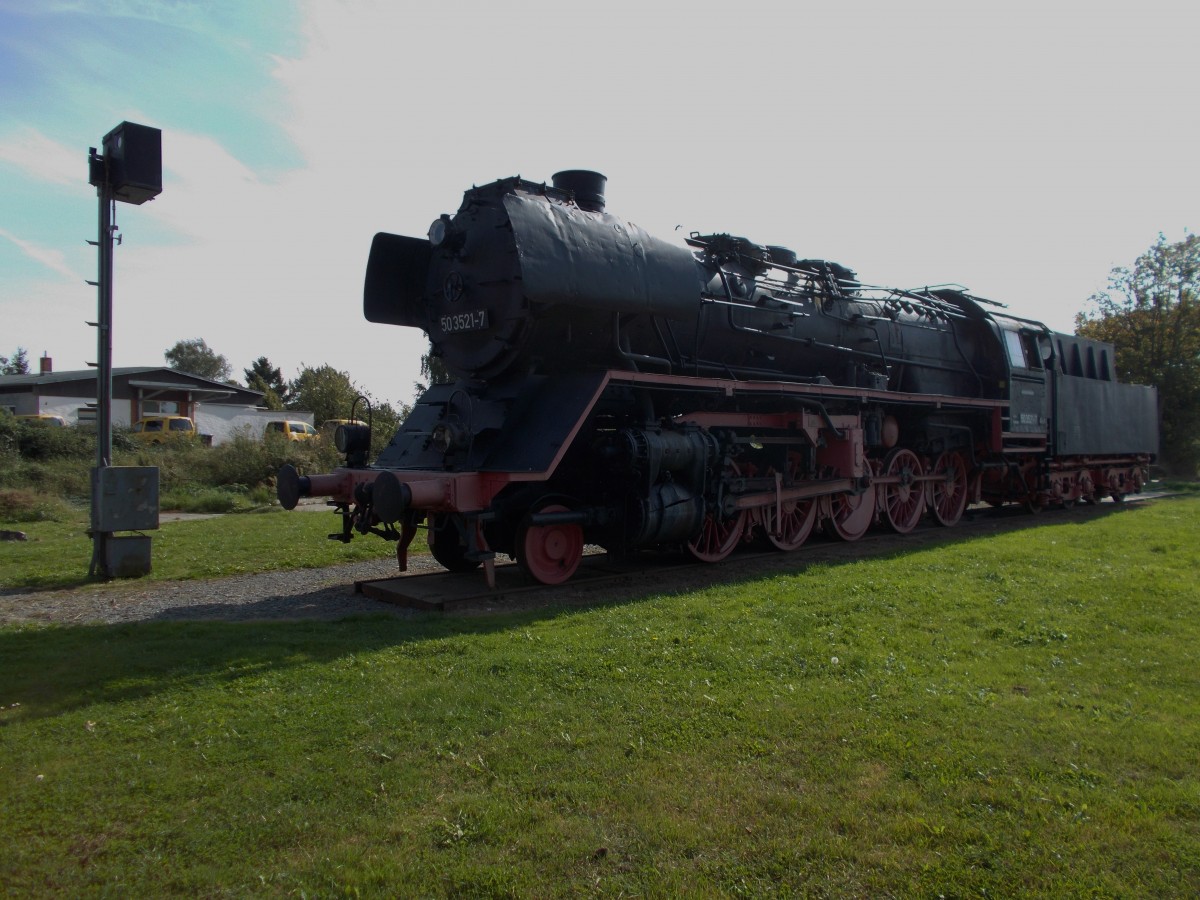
[687,508,748,562]
[516,504,583,585]
[927,451,968,527]
[761,452,817,552]
[880,448,925,534]
[823,483,877,542]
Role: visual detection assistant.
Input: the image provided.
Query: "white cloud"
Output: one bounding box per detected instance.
[0,127,81,187]
[0,226,79,280]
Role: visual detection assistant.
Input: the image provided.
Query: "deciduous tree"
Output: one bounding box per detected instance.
[1076,233,1200,474]
[369,400,410,457]
[414,344,452,397]
[165,338,233,383]
[287,364,363,425]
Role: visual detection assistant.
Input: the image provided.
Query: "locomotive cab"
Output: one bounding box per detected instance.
[993,315,1052,441]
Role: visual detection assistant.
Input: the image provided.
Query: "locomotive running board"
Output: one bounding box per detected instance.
[605,369,1006,412]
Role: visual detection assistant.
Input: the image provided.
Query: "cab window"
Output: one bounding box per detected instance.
[1003,330,1027,368]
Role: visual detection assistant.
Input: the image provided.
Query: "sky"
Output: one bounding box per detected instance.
[1,0,1196,410]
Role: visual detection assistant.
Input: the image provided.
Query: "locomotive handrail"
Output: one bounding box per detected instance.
[611,312,675,374]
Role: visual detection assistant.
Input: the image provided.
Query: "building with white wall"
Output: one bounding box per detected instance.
[0,365,312,445]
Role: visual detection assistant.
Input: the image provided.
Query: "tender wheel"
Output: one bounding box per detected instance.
[1106,473,1127,503]
[516,504,583,585]
[428,515,481,573]
[880,448,925,534]
[823,484,877,542]
[1079,473,1097,505]
[687,508,748,563]
[928,451,968,527]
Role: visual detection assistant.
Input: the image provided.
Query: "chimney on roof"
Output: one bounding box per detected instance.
[39,354,52,375]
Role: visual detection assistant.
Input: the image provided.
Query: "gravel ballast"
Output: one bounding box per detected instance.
[0,558,443,627]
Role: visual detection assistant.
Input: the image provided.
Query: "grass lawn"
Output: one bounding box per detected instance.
[1,498,1197,896]
[0,508,398,591]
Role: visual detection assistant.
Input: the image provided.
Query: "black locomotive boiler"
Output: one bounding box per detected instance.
[278,170,1158,585]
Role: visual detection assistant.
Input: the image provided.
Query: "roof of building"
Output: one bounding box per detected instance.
[0,367,264,404]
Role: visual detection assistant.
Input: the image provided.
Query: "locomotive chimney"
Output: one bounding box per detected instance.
[552,170,607,212]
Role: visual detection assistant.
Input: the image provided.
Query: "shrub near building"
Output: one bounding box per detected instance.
[0,410,341,515]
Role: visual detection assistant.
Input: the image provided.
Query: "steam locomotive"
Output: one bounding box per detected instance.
[278,171,1158,585]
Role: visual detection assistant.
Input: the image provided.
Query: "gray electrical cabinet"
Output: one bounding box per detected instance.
[92,466,159,531]
[91,466,158,577]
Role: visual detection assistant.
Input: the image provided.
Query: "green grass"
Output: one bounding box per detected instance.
[1,498,1197,896]
[0,509,397,591]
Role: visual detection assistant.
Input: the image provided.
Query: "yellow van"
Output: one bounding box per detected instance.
[265,420,318,442]
[15,413,67,427]
[131,415,197,444]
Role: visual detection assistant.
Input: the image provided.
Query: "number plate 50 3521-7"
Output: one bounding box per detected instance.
[440,309,489,334]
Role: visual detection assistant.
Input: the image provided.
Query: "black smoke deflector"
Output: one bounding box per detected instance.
[363,232,432,327]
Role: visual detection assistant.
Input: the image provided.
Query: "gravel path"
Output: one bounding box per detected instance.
[1,493,1167,628]
[0,557,445,626]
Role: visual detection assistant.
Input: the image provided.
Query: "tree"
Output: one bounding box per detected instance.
[1,347,30,375]
[244,356,289,410]
[413,343,452,397]
[165,338,233,383]
[369,400,410,457]
[287,363,364,425]
[1076,233,1200,475]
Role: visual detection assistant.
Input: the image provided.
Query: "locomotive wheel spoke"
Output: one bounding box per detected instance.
[927,451,968,527]
[823,484,877,542]
[881,448,925,534]
[762,495,817,552]
[761,452,817,552]
[687,509,748,563]
[516,504,583,585]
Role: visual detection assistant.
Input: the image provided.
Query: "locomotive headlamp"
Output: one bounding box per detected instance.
[428,217,449,246]
[335,423,371,455]
[431,419,470,455]
[427,215,463,250]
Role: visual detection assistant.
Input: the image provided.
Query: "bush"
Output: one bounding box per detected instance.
[12,423,95,461]
[5,424,346,511]
[0,411,17,457]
